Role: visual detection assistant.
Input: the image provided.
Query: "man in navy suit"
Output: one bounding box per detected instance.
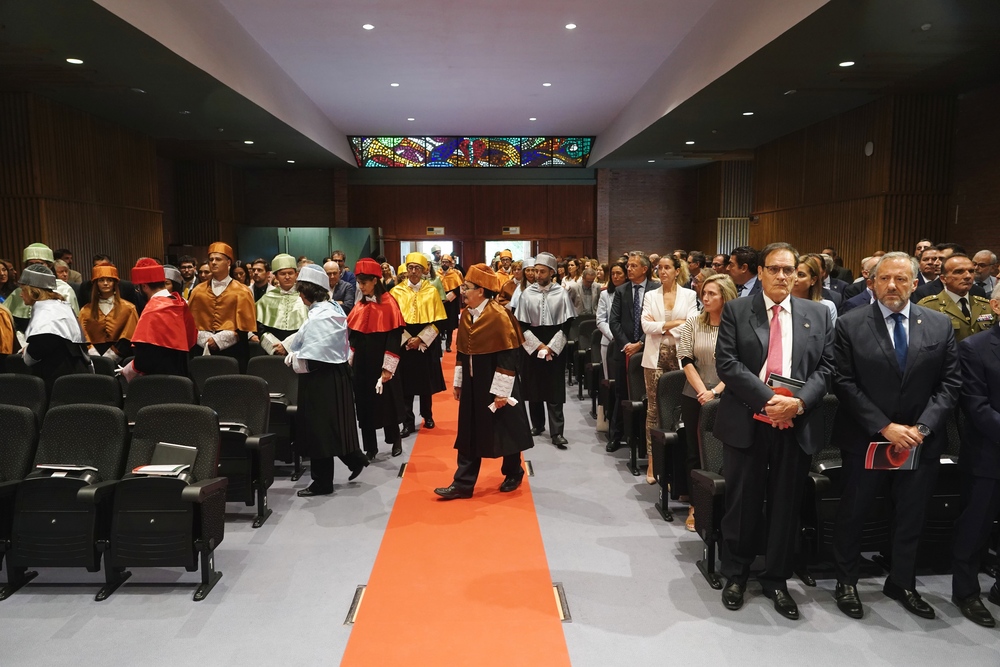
[726,246,761,298]
[714,242,835,620]
[831,252,961,621]
[607,252,659,451]
[952,283,1000,627]
[842,256,879,302]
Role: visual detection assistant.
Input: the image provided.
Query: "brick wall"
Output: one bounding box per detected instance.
[949,83,1000,254]
[604,169,696,262]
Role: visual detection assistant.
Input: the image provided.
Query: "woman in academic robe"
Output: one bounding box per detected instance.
[18,265,92,394]
[78,264,139,364]
[0,305,14,355]
[286,264,369,497]
[347,258,406,460]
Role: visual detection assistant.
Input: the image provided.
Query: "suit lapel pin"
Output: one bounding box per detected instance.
[804,322,810,328]
[916,319,921,324]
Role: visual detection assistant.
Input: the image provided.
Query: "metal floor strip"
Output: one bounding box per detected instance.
[525,460,535,477]
[344,584,367,625]
[553,582,571,622]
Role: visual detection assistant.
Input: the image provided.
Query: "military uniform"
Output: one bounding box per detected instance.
[917,290,995,343]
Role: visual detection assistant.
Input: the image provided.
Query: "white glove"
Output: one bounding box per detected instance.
[375,377,384,395]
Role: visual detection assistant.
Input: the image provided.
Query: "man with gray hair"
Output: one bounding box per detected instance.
[973,250,998,294]
[566,267,600,316]
[324,260,355,314]
[841,256,880,311]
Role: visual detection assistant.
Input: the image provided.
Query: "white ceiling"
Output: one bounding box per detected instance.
[216,0,717,136]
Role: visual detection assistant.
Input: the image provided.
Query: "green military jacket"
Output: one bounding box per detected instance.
[917,290,995,343]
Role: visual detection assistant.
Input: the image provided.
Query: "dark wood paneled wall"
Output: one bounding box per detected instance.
[0,93,163,269]
[751,95,954,273]
[950,83,1000,254]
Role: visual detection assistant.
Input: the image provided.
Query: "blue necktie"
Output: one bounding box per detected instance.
[633,284,642,341]
[890,312,907,372]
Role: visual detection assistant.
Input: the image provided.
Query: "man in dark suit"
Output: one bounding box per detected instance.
[911,242,988,302]
[607,251,658,452]
[952,286,1000,627]
[843,256,879,302]
[831,252,961,621]
[822,247,854,283]
[726,246,761,297]
[840,285,874,314]
[714,242,835,620]
[820,254,849,298]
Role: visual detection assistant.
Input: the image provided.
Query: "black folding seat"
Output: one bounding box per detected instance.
[0,405,129,600]
[795,393,841,585]
[90,356,116,377]
[583,329,604,418]
[200,375,275,528]
[0,405,39,572]
[246,355,303,480]
[188,355,240,397]
[101,404,227,601]
[5,354,30,375]
[49,374,123,409]
[573,318,598,400]
[688,398,726,589]
[620,354,647,476]
[915,409,964,571]
[649,370,686,522]
[0,373,47,426]
[123,375,197,425]
[566,314,595,386]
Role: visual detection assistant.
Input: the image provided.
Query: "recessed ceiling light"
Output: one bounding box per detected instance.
[529,117,537,121]
[179,110,190,115]
[407,117,415,121]
[287,160,295,164]
[921,23,932,31]
[66,58,83,65]
[363,24,374,30]
[130,88,146,94]
[685,141,695,145]
[647,160,655,163]
[742,111,754,116]
[565,23,577,30]
[390,82,399,87]
[839,61,855,67]
[784,89,797,95]
[542,82,552,87]
[244,140,254,145]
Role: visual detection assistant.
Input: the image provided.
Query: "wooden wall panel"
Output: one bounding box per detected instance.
[949,83,1000,253]
[692,162,721,255]
[243,169,336,228]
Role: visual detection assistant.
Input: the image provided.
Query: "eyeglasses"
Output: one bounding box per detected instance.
[763,265,796,277]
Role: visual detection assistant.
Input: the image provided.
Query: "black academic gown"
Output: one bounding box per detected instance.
[517,321,573,404]
[454,348,533,459]
[398,321,447,396]
[349,327,405,433]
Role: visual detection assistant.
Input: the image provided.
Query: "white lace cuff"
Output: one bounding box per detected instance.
[453,365,463,388]
[489,370,515,397]
[383,352,399,374]
[417,324,439,347]
[521,330,541,354]
[548,330,567,356]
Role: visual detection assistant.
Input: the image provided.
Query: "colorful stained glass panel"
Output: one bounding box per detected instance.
[350,136,592,167]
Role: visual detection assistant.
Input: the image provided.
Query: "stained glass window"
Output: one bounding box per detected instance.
[350,136,593,167]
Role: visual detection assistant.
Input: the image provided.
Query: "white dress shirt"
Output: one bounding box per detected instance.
[759,293,793,381]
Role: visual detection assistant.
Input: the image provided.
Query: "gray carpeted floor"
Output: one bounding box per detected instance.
[3,389,1000,666]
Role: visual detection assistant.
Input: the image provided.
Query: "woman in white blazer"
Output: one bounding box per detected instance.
[639,256,699,483]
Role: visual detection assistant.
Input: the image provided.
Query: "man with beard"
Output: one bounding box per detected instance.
[437,254,463,353]
[514,252,577,449]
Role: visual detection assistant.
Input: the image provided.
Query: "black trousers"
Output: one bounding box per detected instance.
[403,394,433,427]
[528,401,565,437]
[952,474,1000,599]
[310,451,369,490]
[362,421,400,455]
[720,422,811,590]
[833,450,940,589]
[679,394,704,498]
[452,450,523,491]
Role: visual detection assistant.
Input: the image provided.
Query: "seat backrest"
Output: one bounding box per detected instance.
[128,405,220,482]
[200,375,270,434]
[626,353,645,401]
[90,356,116,377]
[656,370,687,432]
[697,398,724,473]
[0,405,38,482]
[34,405,129,481]
[577,320,598,352]
[821,393,839,448]
[189,356,241,396]
[246,355,299,405]
[5,353,30,375]
[944,408,962,457]
[124,375,197,423]
[588,329,604,362]
[0,373,47,425]
[49,374,123,408]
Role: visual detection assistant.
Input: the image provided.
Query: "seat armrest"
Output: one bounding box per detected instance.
[285,405,297,419]
[650,428,677,447]
[77,480,120,504]
[808,471,833,497]
[246,433,276,450]
[0,479,21,499]
[181,477,230,503]
[690,469,725,495]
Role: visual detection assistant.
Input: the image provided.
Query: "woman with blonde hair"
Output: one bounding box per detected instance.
[674,273,736,529]
[639,255,699,484]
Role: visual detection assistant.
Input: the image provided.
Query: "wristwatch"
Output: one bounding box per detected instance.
[916,424,931,438]
[795,398,805,416]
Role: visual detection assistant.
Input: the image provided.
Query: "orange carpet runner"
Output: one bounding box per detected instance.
[341,353,571,666]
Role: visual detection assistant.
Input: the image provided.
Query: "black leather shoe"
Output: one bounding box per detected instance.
[499,475,524,493]
[835,583,864,619]
[423,418,435,429]
[434,485,473,500]
[762,588,800,620]
[400,424,414,438]
[348,459,369,481]
[954,595,996,628]
[721,580,745,611]
[530,426,545,436]
[365,450,377,462]
[391,439,403,457]
[552,435,568,449]
[989,582,1000,607]
[605,439,620,452]
[883,579,935,619]
[297,485,333,497]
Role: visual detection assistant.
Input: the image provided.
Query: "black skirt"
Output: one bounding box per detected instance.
[297,360,361,459]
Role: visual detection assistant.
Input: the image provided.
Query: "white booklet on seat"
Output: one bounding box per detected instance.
[36,464,98,472]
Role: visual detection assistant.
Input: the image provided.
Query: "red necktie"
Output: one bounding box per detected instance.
[766,304,783,379]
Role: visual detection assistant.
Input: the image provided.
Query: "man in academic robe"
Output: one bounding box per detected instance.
[256,254,309,343]
[389,252,448,437]
[187,241,257,372]
[437,253,463,353]
[119,258,198,380]
[1,243,79,332]
[434,264,534,499]
[495,249,515,288]
[515,252,577,449]
[0,305,14,355]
